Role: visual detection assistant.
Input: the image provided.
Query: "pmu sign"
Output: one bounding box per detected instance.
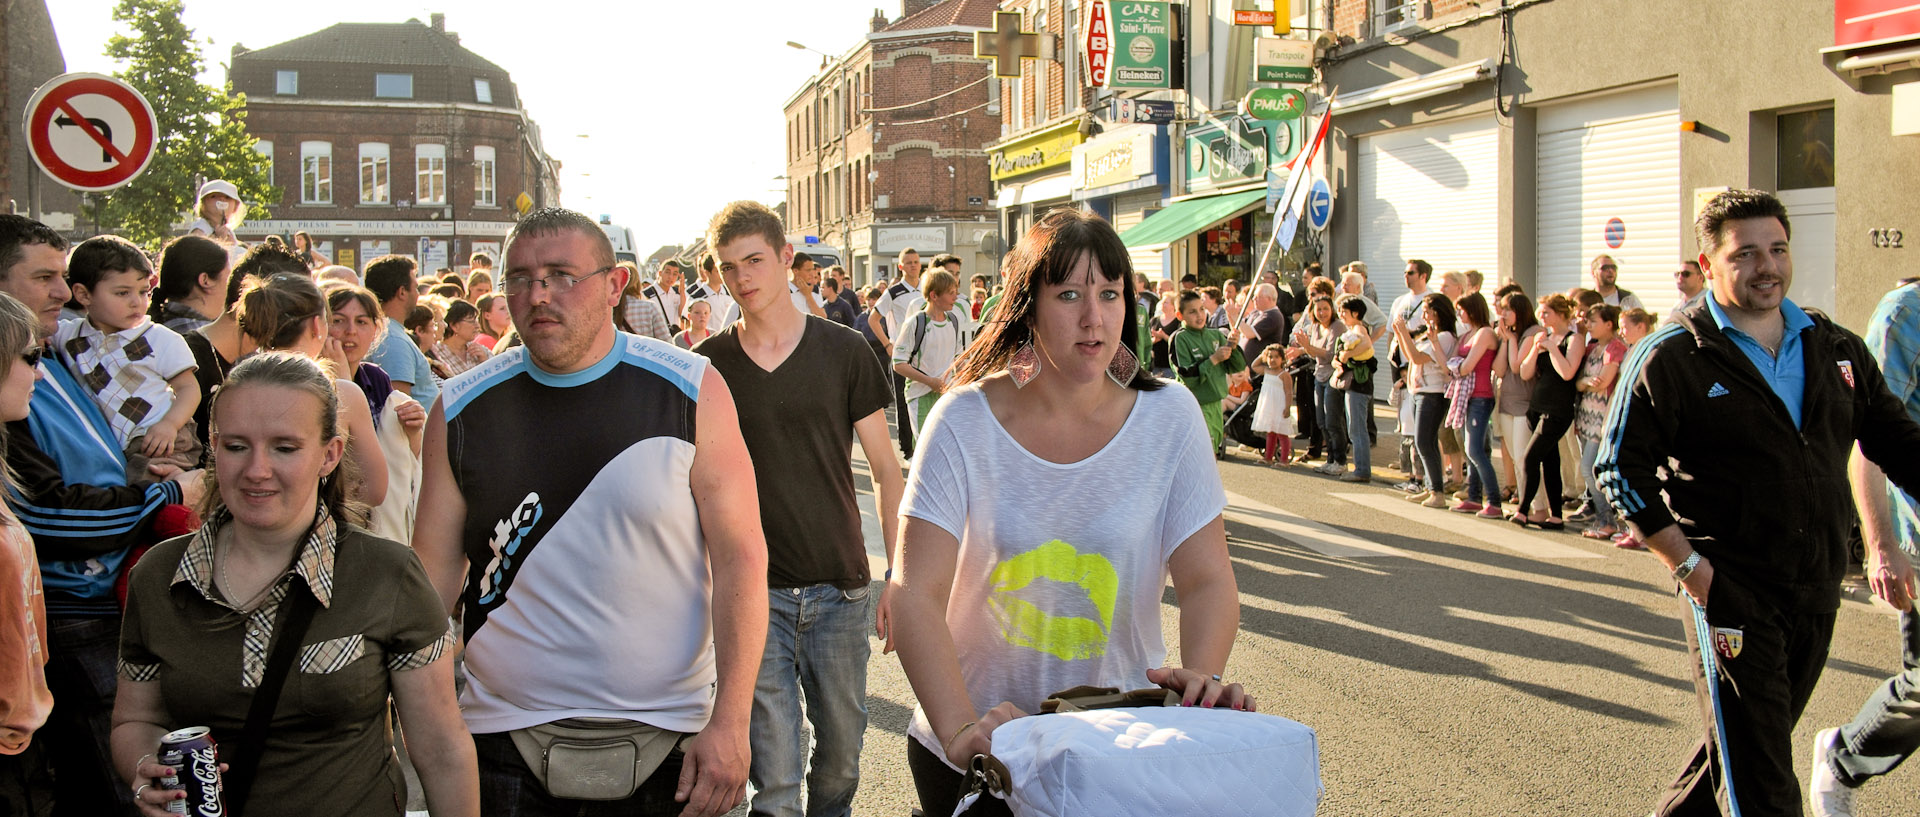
[24,73,158,192]
[1083,0,1112,87]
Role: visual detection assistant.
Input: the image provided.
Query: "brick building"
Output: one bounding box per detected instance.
[229,14,560,273]
[784,0,1001,285]
[5,0,85,234]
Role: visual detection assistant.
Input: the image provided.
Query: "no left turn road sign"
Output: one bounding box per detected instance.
[24,73,158,192]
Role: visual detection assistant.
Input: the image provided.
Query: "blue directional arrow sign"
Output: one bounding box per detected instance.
[1306,177,1333,231]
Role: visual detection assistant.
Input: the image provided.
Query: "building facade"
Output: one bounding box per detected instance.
[785,0,1003,286]
[5,0,85,234]
[1314,0,1920,329]
[230,14,560,273]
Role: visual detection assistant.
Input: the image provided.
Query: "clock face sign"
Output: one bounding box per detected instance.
[25,73,158,192]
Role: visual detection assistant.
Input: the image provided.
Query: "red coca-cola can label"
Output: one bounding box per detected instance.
[158,726,225,816]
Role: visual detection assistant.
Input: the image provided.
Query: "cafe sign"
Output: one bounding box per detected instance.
[988,119,1086,181]
[1110,1,1173,90]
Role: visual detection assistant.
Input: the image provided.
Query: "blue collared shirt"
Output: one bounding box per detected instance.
[1865,282,1920,557]
[1706,295,1814,429]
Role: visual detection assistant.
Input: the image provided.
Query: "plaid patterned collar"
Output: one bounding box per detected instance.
[173,503,339,609]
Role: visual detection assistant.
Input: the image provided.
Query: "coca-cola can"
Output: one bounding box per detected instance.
[157,726,225,816]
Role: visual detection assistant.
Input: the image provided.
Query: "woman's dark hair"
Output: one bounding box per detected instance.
[442,299,478,338]
[1336,294,1366,319]
[1307,295,1335,326]
[67,236,153,312]
[1420,292,1458,336]
[949,208,1159,391]
[1586,303,1621,332]
[1455,292,1491,329]
[236,273,327,351]
[326,286,388,349]
[202,351,367,528]
[1498,291,1539,334]
[429,283,464,301]
[404,305,436,333]
[152,235,226,320]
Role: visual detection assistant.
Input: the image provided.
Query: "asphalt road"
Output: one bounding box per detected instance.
[833,423,1920,817]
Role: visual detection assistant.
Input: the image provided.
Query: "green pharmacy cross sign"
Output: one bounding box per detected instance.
[1108,1,1172,89]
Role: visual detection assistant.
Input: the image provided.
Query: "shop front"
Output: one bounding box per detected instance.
[1072,124,1170,279]
[989,118,1086,245]
[1120,113,1300,286]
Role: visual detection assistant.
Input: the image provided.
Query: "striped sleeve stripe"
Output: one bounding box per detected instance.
[9,486,173,537]
[1596,323,1688,516]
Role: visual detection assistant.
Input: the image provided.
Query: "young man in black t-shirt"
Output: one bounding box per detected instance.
[695,201,904,817]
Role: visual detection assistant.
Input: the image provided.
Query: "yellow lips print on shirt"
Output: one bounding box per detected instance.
[987,540,1119,661]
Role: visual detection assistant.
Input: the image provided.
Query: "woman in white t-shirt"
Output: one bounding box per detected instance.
[1389,293,1458,507]
[889,209,1251,816]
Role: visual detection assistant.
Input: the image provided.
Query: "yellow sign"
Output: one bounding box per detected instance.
[513,191,534,214]
[989,120,1086,181]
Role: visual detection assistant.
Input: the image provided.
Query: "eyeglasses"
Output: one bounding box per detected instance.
[501,266,615,296]
[1598,264,1619,272]
[19,348,41,368]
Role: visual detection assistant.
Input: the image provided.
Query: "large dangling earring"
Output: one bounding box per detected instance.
[1107,344,1140,387]
[1008,339,1041,388]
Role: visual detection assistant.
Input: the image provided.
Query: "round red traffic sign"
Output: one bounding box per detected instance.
[23,73,158,192]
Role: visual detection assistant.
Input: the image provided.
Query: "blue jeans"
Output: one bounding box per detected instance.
[749,584,871,817]
[44,616,134,817]
[1578,437,1617,529]
[1832,592,1920,785]
[1412,393,1447,492]
[1317,380,1347,466]
[475,731,687,816]
[1345,389,1372,478]
[1462,397,1499,504]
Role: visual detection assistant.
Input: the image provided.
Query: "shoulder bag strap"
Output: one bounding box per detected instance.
[225,587,320,815]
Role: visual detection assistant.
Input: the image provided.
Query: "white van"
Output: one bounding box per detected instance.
[599,216,639,267]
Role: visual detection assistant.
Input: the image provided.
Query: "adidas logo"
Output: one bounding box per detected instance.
[1707,383,1730,398]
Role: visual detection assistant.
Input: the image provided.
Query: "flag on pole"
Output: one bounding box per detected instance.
[1274,112,1333,251]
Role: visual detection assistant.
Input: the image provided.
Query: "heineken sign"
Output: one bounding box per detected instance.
[1242,88,1305,121]
[1109,1,1172,89]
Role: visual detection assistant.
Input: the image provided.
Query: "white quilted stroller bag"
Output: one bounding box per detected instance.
[957,692,1322,817]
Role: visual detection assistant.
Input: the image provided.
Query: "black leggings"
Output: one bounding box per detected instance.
[1520,410,1574,515]
[908,737,1014,817]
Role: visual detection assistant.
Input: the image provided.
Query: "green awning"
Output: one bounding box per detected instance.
[1119,189,1267,250]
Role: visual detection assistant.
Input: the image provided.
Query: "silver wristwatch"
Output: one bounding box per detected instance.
[1672,551,1703,582]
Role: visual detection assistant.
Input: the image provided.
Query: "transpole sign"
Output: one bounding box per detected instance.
[1084,0,1113,87]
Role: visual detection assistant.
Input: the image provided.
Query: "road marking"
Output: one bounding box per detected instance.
[1224,490,1406,558]
[1331,492,1602,559]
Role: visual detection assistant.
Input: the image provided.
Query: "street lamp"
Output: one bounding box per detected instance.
[788,40,851,270]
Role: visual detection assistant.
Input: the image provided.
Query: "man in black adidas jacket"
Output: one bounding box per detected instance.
[1596,189,1920,817]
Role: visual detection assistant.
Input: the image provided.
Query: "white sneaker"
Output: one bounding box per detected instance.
[1809,727,1857,817]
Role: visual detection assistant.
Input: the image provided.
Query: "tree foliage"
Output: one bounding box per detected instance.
[96,0,276,248]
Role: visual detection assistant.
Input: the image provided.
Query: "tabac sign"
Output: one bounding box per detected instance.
[1083,0,1112,86]
[988,119,1085,181]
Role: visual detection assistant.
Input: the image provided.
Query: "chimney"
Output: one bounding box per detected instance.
[430,13,446,32]
[231,43,250,60]
[901,0,938,20]
[871,7,888,31]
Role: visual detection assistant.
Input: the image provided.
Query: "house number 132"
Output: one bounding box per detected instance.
[1870,228,1905,248]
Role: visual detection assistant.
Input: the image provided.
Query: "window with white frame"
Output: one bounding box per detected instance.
[276,70,298,95]
[415,144,447,205]
[474,146,497,206]
[474,79,493,104]
[375,73,414,99]
[254,140,273,186]
[359,143,391,204]
[300,141,331,204]
[1372,0,1418,34]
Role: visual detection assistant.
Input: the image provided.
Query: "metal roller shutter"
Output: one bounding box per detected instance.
[1115,188,1167,282]
[1535,85,1681,315]
[1357,116,1500,358]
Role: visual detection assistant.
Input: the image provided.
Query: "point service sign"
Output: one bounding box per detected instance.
[24,73,157,192]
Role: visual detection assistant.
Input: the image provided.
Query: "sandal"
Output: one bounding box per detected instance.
[1508,512,1534,528]
[1537,518,1566,531]
[1581,527,1619,540]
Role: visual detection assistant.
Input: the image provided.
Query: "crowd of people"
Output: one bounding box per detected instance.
[0,183,1916,817]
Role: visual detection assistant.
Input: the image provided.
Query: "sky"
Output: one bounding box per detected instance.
[48,0,893,254]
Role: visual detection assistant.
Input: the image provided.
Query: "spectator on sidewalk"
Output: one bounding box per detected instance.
[1589,254,1644,310]
[1493,290,1545,516]
[0,291,54,812]
[1331,295,1378,483]
[1573,304,1626,541]
[1513,294,1579,529]
[1392,294,1458,508]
